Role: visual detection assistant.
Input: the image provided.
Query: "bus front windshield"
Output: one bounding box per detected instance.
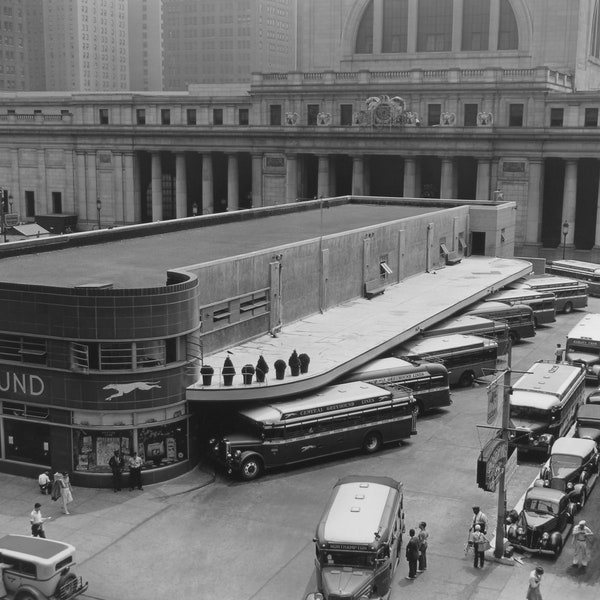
[510,405,553,424]
[318,550,376,569]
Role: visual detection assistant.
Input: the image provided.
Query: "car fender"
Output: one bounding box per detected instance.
[573,483,585,498]
[532,478,546,488]
[238,450,264,464]
[14,585,48,600]
[550,531,563,549]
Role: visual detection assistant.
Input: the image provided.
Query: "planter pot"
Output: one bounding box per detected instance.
[290,366,300,377]
[300,364,309,374]
[202,375,213,386]
[223,374,234,386]
[256,371,266,383]
[242,373,253,385]
[275,369,286,380]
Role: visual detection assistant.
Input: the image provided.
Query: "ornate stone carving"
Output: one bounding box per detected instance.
[317,112,332,126]
[477,112,493,126]
[440,112,456,126]
[285,112,299,126]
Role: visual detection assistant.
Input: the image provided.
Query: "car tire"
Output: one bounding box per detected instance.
[459,371,475,387]
[579,489,587,509]
[509,331,520,344]
[56,572,79,598]
[415,400,425,418]
[553,537,563,558]
[563,301,573,314]
[362,432,382,454]
[240,456,263,481]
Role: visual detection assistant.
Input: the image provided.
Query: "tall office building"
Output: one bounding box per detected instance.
[128,0,163,91]
[162,0,296,90]
[44,0,129,91]
[0,0,45,91]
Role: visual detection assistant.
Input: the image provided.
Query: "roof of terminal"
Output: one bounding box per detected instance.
[0,204,438,289]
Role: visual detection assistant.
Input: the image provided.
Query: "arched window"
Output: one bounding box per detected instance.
[355,0,374,54]
[462,0,490,51]
[591,0,600,58]
[416,0,452,52]
[382,0,409,53]
[498,0,518,50]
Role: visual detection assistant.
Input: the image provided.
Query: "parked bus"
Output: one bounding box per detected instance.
[305,475,404,600]
[342,356,451,416]
[206,381,417,480]
[424,314,510,355]
[509,361,586,455]
[509,275,588,314]
[393,334,498,388]
[547,259,600,297]
[484,288,556,326]
[565,313,600,383]
[464,301,536,344]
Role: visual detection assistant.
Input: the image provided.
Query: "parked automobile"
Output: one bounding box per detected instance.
[586,387,600,405]
[537,437,599,507]
[505,486,578,557]
[0,534,88,600]
[575,404,600,443]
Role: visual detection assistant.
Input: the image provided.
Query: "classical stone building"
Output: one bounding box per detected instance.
[1,0,600,259]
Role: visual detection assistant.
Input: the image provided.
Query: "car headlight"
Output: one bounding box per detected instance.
[314,594,324,600]
[567,482,574,490]
[517,527,524,537]
[234,449,242,457]
[542,532,549,540]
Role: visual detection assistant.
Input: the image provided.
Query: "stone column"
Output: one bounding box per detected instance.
[403,158,417,198]
[151,152,163,221]
[227,153,239,211]
[251,153,263,207]
[10,149,21,218]
[113,153,124,224]
[525,160,543,244]
[440,157,454,199]
[286,153,298,203]
[476,159,491,200]
[175,152,187,218]
[594,161,600,247]
[38,149,47,214]
[123,152,136,224]
[76,152,87,221]
[561,159,578,245]
[352,156,364,196]
[202,153,213,214]
[65,150,75,214]
[317,155,330,198]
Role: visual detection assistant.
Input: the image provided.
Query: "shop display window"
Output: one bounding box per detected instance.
[4,419,51,465]
[138,421,188,468]
[73,429,133,473]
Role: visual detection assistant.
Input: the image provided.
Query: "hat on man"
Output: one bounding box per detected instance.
[474,524,481,531]
[535,566,544,575]
[579,520,586,527]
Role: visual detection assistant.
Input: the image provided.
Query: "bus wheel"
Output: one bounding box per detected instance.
[362,432,382,454]
[415,401,425,418]
[563,301,573,314]
[459,371,475,387]
[240,456,263,480]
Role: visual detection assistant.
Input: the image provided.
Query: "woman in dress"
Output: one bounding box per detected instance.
[56,471,73,515]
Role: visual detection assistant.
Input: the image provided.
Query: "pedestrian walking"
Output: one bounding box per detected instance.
[405,528,419,580]
[526,565,544,600]
[128,451,144,491]
[471,505,488,534]
[30,503,51,538]
[37,471,51,495]
[471,524,488,568]
[571,520,594,568]
[55,471,73,514]
[417,521,429,572]
[109,449,125,492]
[555,343,563,363]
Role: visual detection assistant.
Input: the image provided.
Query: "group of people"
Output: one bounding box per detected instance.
[405,521,428,580]
[108,449,144,492]
[37,470,73,515]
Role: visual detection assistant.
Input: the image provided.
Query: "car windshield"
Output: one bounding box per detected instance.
[550,453,582,477]
[318,550,376,569]
[524,498,558,515]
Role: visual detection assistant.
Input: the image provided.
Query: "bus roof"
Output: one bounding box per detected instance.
[466,301,533,316]
[397,334,497,356]
[550,259,600,275]
[238,381,399,424]
[424,315,505,337]
[486,288,556,302]
[567,313,600,341]
[511,362,584,405]
[316,476,402,546]
[344,356,446,382]
[525,275,587,290]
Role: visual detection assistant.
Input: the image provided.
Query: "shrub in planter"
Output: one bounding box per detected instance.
[222,356,236,386]
[299,353,310,374]
[200,364,214,386]
[241,364,255,385]
[256,355,269,383]
[274,359,287,380]
[288,349,301,376]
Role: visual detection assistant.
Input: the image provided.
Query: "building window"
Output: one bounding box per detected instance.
[213,108,223,125]
[340,104,353,126]
[4,418,51,465]
[462,0,489,51]
[71,339,170,372]
[417,0,452,52]
[508,103,524,127]
[161,109,171,125]
[498,0,518,50]
[550,108,564,127]
[99,108,109,124]
[25,190,35,218]
[307,104,320,126]
[51,191,62,214]
[0,334,46,364]
[269,104,281,126]
[427,104,441,126]
[238,108,249,125]
[464,103,478,126]
[584,108,598,127]
[136,108,146,124]
[186,109,197,125]
[355,0,373,53]
[382,0,408,53]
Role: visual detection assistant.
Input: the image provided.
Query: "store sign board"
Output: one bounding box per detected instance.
[477,438,508,492]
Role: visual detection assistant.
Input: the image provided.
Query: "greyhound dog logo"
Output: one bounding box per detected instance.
[103,381,161,401]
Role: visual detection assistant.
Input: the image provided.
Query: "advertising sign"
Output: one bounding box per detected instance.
[476,438,508,492]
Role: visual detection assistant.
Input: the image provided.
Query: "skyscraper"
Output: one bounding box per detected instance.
[128,0,163,91]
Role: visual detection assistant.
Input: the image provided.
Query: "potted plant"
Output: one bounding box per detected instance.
[299,353,310,374]
[200,364,214,386]
[274,359,287,380]
[256,355,269,383]
[288,349,301,376]
[241,364,255,385]
[222,356,236,386]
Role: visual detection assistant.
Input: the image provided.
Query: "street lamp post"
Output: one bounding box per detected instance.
[96,198,102,230]
[562,220,569,260]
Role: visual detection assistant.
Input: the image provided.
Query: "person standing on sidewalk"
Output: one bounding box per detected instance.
[38,471,51,495]
[555,343,564,364]
[128,451,144,491]
[471,506,488,534]
[471,524,487,569]
[405,529,419,580]
[30,503,51,538]
[571,520,594,568]
[56,471,73,515]
[417,521,429,572]
[109,450,125,492]
[526,565,544,600]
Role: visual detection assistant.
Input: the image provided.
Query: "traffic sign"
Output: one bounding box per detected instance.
[3,213,19,227]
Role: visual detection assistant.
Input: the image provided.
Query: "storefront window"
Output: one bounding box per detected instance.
[73,429,133,473]
[4,419,51,465]
[138,421,188,468]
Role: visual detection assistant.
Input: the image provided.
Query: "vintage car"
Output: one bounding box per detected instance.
[575,404,600,443]
[536,437,599,507]
[506,486,578,556]
[0,534,88,600]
